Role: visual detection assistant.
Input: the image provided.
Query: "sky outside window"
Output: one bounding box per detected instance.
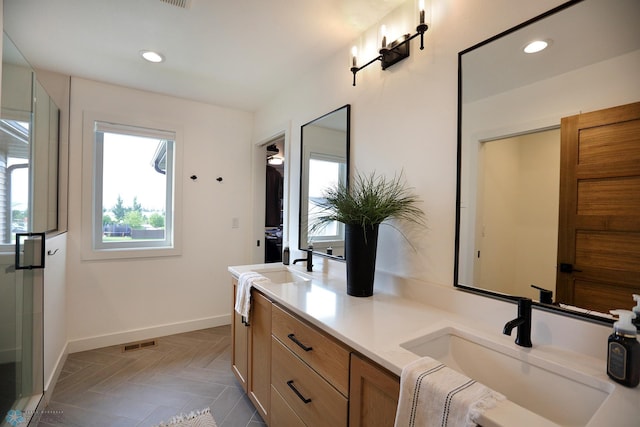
[101,132,167,213]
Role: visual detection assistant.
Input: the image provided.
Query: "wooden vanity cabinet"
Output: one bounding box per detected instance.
[231,276,400,426]
[231,279,248,391]
[350,353,400,427]
[271,304,350,427]
[272,305,350,395]
[248,291,272,423]
[272,336,348,427]
[230,279,272,423]
[270,384,306,427]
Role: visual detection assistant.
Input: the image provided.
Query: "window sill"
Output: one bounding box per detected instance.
[81,245,181,261]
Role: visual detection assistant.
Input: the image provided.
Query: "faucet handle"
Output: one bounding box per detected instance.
[531,284,553,304]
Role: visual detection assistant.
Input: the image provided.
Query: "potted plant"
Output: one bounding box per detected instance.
[311,171,425,297]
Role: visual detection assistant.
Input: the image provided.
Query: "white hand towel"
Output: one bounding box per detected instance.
[234,272,270,318]
[394,357,505,427]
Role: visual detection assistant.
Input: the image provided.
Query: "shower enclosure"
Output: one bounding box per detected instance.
[1,31,59,426]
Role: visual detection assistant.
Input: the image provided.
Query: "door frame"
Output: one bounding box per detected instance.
[252,124,291,264]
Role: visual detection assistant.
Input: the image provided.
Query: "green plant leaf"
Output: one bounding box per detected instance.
[309,170,425,234]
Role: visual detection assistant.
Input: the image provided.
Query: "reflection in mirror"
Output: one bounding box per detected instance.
[455,0,640,323]
[299,105,350,258]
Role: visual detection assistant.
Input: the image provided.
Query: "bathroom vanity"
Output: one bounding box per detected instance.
[231,271,399,426]
[229,260,639,427]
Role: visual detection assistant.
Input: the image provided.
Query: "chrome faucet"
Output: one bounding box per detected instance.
[293,246,313,272]
[503,297,533,347]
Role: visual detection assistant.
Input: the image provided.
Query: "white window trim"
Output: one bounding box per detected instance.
[81,111,183,260]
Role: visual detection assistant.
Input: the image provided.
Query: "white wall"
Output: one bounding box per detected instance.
[34,68,71,394]
[253,0,571,285]
[43,234,66,391]
[66,77,254,351]
[477,130,560,297]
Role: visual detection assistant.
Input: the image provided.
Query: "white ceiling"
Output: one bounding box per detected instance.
[3,0,406,111]
[462,0,640,103]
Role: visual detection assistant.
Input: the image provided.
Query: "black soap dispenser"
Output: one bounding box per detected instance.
[607,310,639,388]
[632,294,640,329]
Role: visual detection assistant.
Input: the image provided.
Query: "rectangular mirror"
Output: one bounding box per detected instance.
[299,105,350,258]
[455,0,640,323]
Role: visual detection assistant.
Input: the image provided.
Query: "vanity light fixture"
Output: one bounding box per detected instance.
[140,50,165,63]
[350,0,428,86]
[523,40,550,54]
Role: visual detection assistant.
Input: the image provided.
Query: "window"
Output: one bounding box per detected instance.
[307,153,346,242]
[82,116,182,259]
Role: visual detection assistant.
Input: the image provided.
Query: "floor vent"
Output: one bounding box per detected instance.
[159,0,192,9]
[121,339,158,352]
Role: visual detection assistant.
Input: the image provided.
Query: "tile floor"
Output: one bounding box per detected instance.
[36,326,265,427]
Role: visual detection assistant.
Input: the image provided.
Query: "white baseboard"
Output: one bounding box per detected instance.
[44,341,68,404]
[67,314,231,354]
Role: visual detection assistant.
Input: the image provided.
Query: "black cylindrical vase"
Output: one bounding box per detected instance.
[345,223,379,297]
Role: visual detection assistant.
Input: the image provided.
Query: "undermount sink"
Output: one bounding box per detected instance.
[400,326,613,426]
[257,268,311,285]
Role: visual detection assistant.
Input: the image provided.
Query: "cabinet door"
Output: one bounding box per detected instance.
[248,290,272,424]
[231,279,249,391]
[349,354,400,427]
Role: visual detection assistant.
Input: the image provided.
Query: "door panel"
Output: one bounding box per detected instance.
[557,102,640,313]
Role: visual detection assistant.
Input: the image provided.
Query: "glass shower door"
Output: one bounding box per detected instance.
[0,256,43,427]
[0,115,44,427]
[1,32,52,426]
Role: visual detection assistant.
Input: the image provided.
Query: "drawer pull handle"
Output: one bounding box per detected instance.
[287,333,313,351]
[287,380,312,404]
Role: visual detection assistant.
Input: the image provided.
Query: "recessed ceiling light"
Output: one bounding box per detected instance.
[268,157,284,166]
[523,40,550,54]
[140,50,165,63]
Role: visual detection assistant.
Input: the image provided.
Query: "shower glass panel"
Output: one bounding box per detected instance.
[0,32,51,425]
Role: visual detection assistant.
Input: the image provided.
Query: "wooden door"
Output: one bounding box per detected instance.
[556,102,640,313]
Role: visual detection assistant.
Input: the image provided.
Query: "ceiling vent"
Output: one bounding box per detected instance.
[159,0,192,9]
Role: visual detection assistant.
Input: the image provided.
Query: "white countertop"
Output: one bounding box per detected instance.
[228,261,639,427]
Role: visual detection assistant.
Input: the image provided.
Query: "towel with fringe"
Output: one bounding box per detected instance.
[394,356,505,427]
[234,272,271,318]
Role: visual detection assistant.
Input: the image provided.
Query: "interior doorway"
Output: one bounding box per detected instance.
[475,128,560,298]
[264,135,285,263]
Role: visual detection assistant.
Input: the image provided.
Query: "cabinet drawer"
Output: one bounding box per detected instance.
[271,385,306,427]
[272,336,347,427]
[272,304,350,395]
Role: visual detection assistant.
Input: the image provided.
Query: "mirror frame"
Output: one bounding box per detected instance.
[453,0,616,326]
[298,104,351,259]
